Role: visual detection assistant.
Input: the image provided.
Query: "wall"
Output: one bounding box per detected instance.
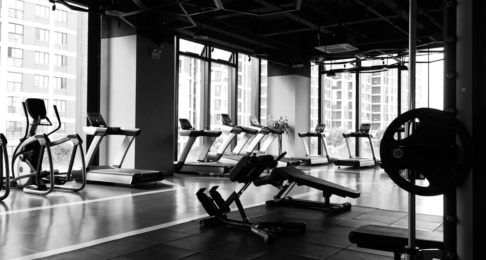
[100,35,137,168]
[134,35,175,174]
[266,63,310,158]
[100,18,175,174]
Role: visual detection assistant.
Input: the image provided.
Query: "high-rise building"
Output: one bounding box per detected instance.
[0,0,88,161]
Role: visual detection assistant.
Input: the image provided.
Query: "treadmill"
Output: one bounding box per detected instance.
[221,116,298,166]
[295,124,334,166]
[206,114,259,162]
[334,123,380,168]
[83,113,165,185]
[174,119,234,174]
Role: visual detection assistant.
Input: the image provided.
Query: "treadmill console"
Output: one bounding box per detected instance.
[315,124,326,133]
[250,115,261,127]
[221,114,234,127]
[179,118,194,130]
[88,113,107,127]
[359,123,371,134]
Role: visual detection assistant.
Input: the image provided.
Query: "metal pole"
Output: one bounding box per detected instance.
[407,0,417,259]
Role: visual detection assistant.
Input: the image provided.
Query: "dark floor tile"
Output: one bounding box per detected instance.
[234,228,317,247]
[350,206,377,213]
[279,240,342,259]
[390,219,442,231]
[198,225,252,241]
[367,209,408,219]
[164,233,232,251]
[407,213,443,223]
[180,252,230,260]
[303,214,351,225]
[303,220,338,231]
[347,245,395,257]
[301,232,353,248]
[252,213,304,223]
[131,228,193,244]
[202,241,273,260]
[253,250,316,260]
[166,221,209,234]
[355,214,405,224]
[332,210,368,218]
[246,206,283,215]
[115,244,196,260]
[318,225,356,236]
[88,236,157,257]
[339,219,388,228]
[325,249,370,260]
[38,248,111,260]
[364,254,396,260]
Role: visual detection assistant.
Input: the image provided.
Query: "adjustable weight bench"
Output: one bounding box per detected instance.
[254,166,360,213]
[349,225,443,260]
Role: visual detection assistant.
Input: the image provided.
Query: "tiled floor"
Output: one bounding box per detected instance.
[0,164,444,259]
[38,205,443,260]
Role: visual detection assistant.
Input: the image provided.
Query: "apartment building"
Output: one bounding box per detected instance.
[0,0,87,157]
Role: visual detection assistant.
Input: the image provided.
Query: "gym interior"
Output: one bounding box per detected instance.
[0,0,485,259]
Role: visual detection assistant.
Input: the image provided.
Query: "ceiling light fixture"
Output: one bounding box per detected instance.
[292,58,304,68]
[105,0,125,17]
[193,25,209,40]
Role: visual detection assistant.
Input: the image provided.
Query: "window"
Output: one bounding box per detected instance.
[8,48,23,67]
[372,96,381,103]
[36,28,50,42]
[54,77,67,89]
[54,32,67,45]
[54,100,66,112]
[35,75,49,88]
[55,10,68,23]
[9,0,24,19]
[6,121,24,140]
[36,5,50,19]
[7,72,23,91]
[8,23,24,43]
[7,96,21,115]
[54,54,67,67]
[35,52,49,65]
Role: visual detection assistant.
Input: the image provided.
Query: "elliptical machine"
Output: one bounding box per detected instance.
[11,99,87,196]
[0,133,10,201]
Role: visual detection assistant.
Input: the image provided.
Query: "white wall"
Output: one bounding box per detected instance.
[267,74,310,157]
[100,35,137,168]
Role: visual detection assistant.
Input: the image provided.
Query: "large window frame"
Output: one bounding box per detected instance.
[175,37,266,160]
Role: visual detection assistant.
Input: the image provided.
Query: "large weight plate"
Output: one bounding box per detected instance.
[380,108,473,196]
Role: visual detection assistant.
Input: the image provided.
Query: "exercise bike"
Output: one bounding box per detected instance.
[10,99,87,196]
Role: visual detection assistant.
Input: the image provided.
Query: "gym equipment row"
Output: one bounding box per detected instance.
[175,114,381,176]
[1,98,166,199]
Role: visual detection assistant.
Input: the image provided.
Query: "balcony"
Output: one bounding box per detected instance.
[8,33,23,43]
[9,9,23,19]
[7,82,22,92]
[8,58,23,67]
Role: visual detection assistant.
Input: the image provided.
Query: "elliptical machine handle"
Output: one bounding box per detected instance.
[47,105,62,136]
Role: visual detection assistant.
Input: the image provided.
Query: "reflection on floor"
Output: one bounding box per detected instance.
[0,164,443,260]
[39,205,443,260]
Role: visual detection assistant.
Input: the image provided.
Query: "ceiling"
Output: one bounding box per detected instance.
[61,0,445,65]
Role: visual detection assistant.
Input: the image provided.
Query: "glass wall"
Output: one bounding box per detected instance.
[260,60,268,123]
[177,39,206,158]
[360,60,398,159]
[209,48,234,153]
[322,61,356,159]
[1,1,88,169]
[176,39,267,158]
[309,63,319,155]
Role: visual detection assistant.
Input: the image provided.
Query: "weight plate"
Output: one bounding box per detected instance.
[380,108,473,196]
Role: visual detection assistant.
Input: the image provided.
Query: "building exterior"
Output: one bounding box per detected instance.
[0,0,87,159]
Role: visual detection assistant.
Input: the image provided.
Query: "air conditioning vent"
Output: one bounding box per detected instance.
[315,43,359,54]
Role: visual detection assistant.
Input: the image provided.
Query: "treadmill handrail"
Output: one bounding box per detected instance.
[83,126,141,137]
[178,129,222,137]
[298,132,326,137]
[343,132,373,138]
